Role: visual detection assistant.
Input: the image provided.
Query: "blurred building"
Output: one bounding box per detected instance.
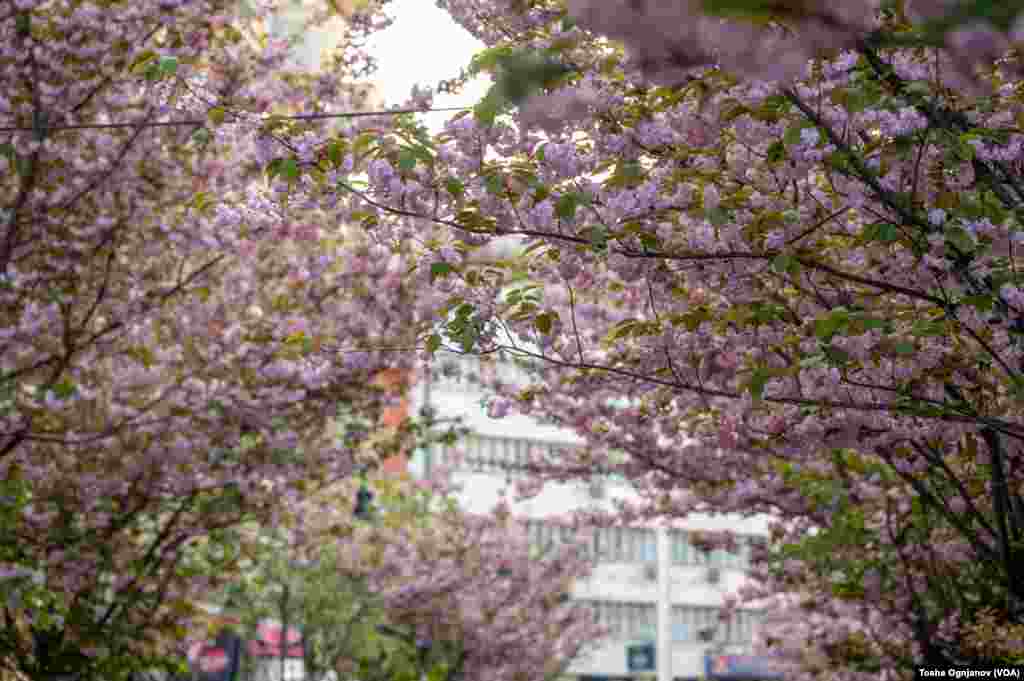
[410,351,781,681]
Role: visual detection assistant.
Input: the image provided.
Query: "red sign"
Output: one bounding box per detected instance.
[705,654,784,680]
[199,649,228,673]
[187,629,242,681]
[246,620,303,658]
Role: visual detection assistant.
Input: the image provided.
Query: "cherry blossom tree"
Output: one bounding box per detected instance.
[268,0,1024,676]
[201,460,604,681]
[0,0,451,677]
[305,467,604,681]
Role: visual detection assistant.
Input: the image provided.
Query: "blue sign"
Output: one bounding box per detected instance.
[627,643,656,671]
[705,654,784,681]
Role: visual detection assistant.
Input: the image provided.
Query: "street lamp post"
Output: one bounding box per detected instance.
[416,637,432,681]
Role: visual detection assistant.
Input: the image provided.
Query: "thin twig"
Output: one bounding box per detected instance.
[0,106,473,133]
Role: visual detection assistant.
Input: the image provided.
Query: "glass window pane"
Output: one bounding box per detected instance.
[560,525,575,544]
[739,538,751,568]
[698,608,711,633]
[641,531,656,562]
[672,532,689,564]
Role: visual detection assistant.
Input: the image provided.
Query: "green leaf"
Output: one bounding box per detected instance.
[445,177,465,198]
[766,140,786,163]
[799,354,827,369]
[492,51,573,105]
[473,90,504,126]
[430,262,453,282]
[825,150,852,172]
[1010,377,1024,402]
[945,225,976,254]
[535,311,555,335]
[904,80,934,97]
[821,345,851,366]
[863,222,899,243]
[207,107,226,125]
[771,253,798,273]
[953,134,977,161]
[397,148,417,171]
[281,158,300,181]
[783,123,810,146]
[191,128,212,148]
[639,231,660,251]
[426,333,441,354]
[859,317,888,330]
[748,367,771,401]
[962,294,994,312]
[556,193,579,221]
[15,12,30,37]
[143,62,162,81]
[610,160,645,188]
[51,380,77,400]
[910,320,945,336]
[892,341,916,355]
[484,172,504,195]
[14,156,32,176]
[467,45,518,76]
[706,206,731,226]
[814,309,849,340]
[700,0,810,20]
[159,57,179,76]
[327,139,346,166]
[586,224,608,252]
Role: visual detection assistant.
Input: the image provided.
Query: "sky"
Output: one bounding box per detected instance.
[367,0,493,132]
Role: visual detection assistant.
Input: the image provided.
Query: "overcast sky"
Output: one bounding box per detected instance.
[367,0,492,131]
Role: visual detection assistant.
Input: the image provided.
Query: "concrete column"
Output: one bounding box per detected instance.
[657,526,672,681]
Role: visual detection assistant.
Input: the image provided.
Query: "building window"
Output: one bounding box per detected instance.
[547,527,658,564]
[584,601,657,640]
[671,606,718,642]
[671,531,690,564]
[442,434,555,476]
[669,532,763,570]
[639,531,657,562]
[670,607,762,644]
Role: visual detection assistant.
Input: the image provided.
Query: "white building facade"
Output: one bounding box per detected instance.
[410,352,781,681]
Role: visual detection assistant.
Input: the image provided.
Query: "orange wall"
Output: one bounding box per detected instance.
[372,368,410,474]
